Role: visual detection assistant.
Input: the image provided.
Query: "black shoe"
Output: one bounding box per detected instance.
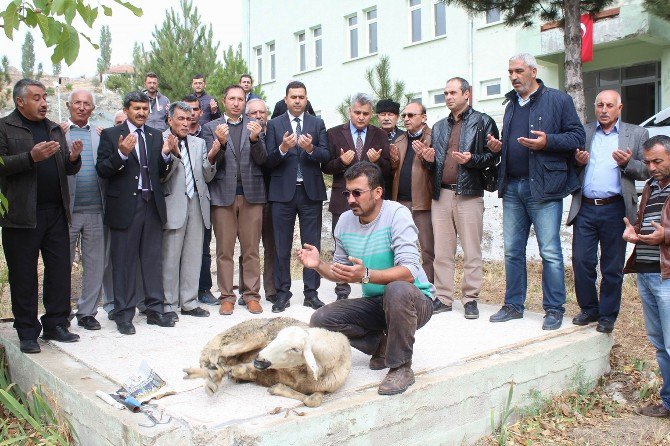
[303,296,325,309]
[77,316,101,331]
[542,310,563,330]
[237,296,246,306]
[489,305,523,323]
[336,294,350,300]
[165,311,179,323]
[596,319,614,333]
[181,307,210,317]
[464,300,479,319]
[432,299,452,314]
[116,321,136,335]
[146,311,175,327]
[272,295,291,313]
[42,325,80,343]
[19,339,41,354]
[197,290,219,305]
[265,294,277,303]
[572,312,599,326]
[107,310,116,321]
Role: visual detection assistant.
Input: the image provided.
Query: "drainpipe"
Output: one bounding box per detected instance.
[468,13,474,106]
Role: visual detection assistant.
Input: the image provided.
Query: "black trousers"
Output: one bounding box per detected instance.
[271,185,322,301]
[110,195,165,323]
[3,207,71,340]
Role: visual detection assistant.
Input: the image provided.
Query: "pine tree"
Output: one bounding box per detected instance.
[21,32,35,78]
[0,56,10,108]
[644,0,670,20]
[52,61,61,77]
[97,25,112,78]
[35,62,43,80]
[207,44,264,100]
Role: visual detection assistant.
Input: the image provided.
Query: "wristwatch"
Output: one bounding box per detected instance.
[361,267,370,284]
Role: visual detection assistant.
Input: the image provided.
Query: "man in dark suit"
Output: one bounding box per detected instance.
[567,90,649,333]
[265,81,330,312]
[322,92,391,299]
[96,91,174,335]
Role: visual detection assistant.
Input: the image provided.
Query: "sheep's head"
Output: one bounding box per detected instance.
[253,326,319,380]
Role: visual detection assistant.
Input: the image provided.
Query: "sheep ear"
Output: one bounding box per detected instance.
[303,331,320,380]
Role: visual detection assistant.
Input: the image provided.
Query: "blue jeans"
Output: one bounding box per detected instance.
[637,273,670,410]
[502,178,566,313]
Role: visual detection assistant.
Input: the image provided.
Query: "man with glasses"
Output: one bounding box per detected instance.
[390,102,435,283]
[304,161,433,396]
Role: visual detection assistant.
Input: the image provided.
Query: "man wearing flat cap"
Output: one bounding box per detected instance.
[376,99,404,198]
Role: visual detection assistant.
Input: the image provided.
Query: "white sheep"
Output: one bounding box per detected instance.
[183,317,352,407]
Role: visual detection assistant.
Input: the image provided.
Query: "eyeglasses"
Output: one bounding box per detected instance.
[342,189,371,199]
[401,113,421,119]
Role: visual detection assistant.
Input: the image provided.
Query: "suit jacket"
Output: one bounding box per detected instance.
[264,112,330,202]
[200,115,267,206]
[322,123,391,214]
[567,121,649,225]
[96,122,172,230]
[391,126,433,211]
[66,124,106,215]
[161,132,216,229]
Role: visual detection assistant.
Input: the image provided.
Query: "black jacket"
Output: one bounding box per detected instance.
[427,107,499,198]
[0,109,81,228]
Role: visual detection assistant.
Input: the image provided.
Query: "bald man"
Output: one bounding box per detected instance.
[567,90,649,333]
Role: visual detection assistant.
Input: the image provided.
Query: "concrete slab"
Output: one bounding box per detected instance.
[0,281,613,446]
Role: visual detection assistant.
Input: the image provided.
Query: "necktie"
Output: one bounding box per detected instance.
[136,128,151,202]
[294,117,303,181]
[355,130,364,160]
[181,140,195,199]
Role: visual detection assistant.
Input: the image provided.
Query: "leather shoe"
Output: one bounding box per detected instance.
[542,310,563,330]
[20,339,41,354]
[197,290,219,305]
[378,362,415,395]
[638,403,670,418]
[572,312,598,326]
[146,311,175,327]
[265,294,277,303]
[272,295,291,313]
[490,305,523,323]
[42,325,80,343]
[596,319,614,333]
[432,299,452,314]
[116,321,136,335]
[165,311,179,322]
[336,294,349,300]
[303,296,325,310]
[237,296,246,306]
[77,316,101,330]
[181,307,210,317]
[464,300,479,319]
[246,300,263,314]
[369,333,387,370]
[219,301,234,315]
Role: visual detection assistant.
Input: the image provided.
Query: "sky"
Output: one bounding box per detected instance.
[0,0,243,77]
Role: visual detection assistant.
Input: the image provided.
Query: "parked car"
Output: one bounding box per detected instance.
[636,106,670,194]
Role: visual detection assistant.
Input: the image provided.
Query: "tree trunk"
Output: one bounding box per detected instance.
[563,0,586,123]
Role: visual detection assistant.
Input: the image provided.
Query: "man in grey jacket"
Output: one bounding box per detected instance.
[568,90,649,333]
[143,72,170,132]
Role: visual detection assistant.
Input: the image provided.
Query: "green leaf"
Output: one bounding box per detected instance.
[0,389,39,430]
[36,13,50,39]
[24,8,37,26]
[62,24,80,65]
[64,0,76,24]
[102,5,112,16]
[52,0,69,15]
[46,18,62,47]
[80,31,98,49]
[112,0,143,17]
[1,2,20,39]
[51,44,64,64]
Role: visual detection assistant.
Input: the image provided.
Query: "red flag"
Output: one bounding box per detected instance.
[581,13,594,63]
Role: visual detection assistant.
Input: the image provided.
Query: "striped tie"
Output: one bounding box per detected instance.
[355,130,363,160]
[181,140,195,198]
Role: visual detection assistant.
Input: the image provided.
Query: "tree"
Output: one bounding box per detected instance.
[207,43,264,100]
[644,0,670,20]
[135,0,221,100]
[1,1,142,65]
[35,61,43,80]
[20,31,34,78]
[0,56,11,108]
[336,55,407,124]
[52,60,61,76]
[97,25,112,78]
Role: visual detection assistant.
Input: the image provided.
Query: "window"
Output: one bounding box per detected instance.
[367,8,378,54]
[410,93,423,105]
[481,79,502,97]
[347,15,359,58]
[485,8,501,24]
[313,27,322,68]
[297,32,306,71]
[409,0,422,43]
[432,91,445,105]
[434,2,446,36]
[267,42,276,80]
[254,47,262,84]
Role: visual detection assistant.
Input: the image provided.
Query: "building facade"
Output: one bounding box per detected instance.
[242,0,670,128]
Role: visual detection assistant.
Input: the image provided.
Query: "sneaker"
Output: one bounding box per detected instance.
[489,305,523,323]
[197,290,219,305]
[542,310,563,330]
[432,299,452,314]
[463,301,479,319]
[378,363,415,395]
[637,403,670,418]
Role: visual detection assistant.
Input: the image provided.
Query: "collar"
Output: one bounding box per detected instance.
[651,179,670,193]
[194,91,206,98]
[505,79,545,105]
[289,112,305,122]
[596,119,620,135]
[68,119,90,130]
[448,106,471,123]
[407,125,425,139]
[189,124,202,136]
[349,122,367,135]
[126,120,144,134]
[224,114,243,125]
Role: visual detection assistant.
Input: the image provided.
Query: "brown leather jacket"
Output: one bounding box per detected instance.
[391,125,433,211]
[623,181,670,279]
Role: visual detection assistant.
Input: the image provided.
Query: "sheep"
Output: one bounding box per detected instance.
[183,317,352,407]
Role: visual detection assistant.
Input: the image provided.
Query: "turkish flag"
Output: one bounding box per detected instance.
[581,13,594,63]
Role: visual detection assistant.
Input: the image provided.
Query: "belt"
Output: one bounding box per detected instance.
[582,195,623,206]
[440,183,457,190]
